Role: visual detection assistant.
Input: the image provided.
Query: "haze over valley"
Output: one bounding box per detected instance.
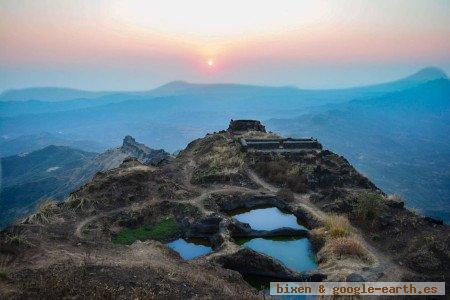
[1,67,449,226]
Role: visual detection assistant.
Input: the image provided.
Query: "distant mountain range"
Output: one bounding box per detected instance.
[0,136,169,229]
[268,78,450,222]
[0,67,449,224]
[1,67,446,102]
[0,87,115,102]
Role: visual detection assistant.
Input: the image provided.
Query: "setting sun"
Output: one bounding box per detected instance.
[207,59,214,67]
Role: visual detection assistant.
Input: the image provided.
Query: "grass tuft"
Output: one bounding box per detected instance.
[113,218,179,245]
[324,214,351,238]
[326,237,374,262]
[25,198,59,224]
[6,234,27,246]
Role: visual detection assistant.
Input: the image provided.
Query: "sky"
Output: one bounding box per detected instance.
[1,0,450,92]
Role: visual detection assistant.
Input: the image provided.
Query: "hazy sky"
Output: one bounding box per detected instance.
[1,0,450,91]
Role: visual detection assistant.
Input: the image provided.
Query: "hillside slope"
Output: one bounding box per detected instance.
[0,137,169,229]
[269,79,450,222]
[0,122,448,298]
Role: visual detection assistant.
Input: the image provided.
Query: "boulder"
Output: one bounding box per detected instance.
[213,248,326,281]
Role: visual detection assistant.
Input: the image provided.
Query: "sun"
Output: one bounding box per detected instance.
[207,59,214,67]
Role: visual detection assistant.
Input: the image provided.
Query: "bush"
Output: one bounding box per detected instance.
[6,234,27,246]
[277,188,295,202]
[113,218,180,245]
[353,192,382,221]
[324,214,351,238]
[371,234,381,242]
[327,237,373,262]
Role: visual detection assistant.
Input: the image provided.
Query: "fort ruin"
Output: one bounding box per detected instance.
[228,119,322,152]
[240,137,322,152]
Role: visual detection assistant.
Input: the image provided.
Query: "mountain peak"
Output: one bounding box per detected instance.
[121,135,169,164]
[404,67,448,83]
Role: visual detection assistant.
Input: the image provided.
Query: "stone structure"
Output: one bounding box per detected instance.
[240,138,322,152]
[227,120,266,134]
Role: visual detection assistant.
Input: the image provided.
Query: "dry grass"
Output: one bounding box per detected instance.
[0,255,12,280]
[324,214,351,238]
[5,234,27,246]
[254,159,308,193]
[24,198,59,224]
[192,136,245,183]
[66,194,101,212]
[240,130,282,139]
[387,194,404,202]
[313,213,375,266]
[324,237,374,263]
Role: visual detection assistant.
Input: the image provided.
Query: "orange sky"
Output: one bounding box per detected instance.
[1,0,449,90]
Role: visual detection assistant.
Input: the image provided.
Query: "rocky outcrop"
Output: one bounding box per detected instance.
[229,220,308,238]
[228,120,266,134]
[122,135,169,165]
[213,248,326,281]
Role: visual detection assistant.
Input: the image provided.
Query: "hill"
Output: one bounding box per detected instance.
[0,121,448,298]
[0,132,104,157]
[0,137,170,229]
[0,87,114,102]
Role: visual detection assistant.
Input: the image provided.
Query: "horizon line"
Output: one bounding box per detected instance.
[1,66,447,95]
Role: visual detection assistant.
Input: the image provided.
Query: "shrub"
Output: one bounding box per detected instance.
[371,234,381,242]
[113,218,179,245]
[324,214,351,238]
[6,234,27,246]
[327,237,373,262]
[277,188,295,202]
[353,192,382,221]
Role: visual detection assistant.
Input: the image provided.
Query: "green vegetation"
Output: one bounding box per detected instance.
[353,192,383,221]
[0,271,7,280]
[113,218,180,245]
[6,234,27,246]
[371,234,381,242]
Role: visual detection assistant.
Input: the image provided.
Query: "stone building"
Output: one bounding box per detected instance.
[240,137,322,152]
[227,120,266,134]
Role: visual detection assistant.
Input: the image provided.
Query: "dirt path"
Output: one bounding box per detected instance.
[74,184,256,239]
[74,207,128,239]
[74,200,152,239]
